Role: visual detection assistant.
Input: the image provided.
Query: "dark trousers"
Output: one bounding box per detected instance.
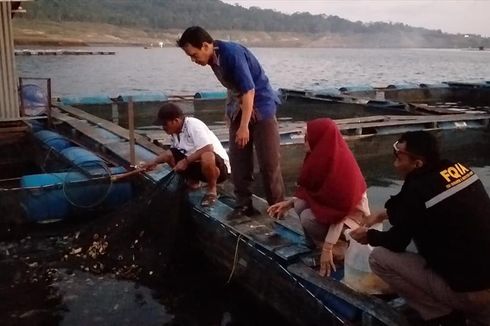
[229,114,285,206]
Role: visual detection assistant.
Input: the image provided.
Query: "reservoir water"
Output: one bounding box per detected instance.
[16,47,490,97]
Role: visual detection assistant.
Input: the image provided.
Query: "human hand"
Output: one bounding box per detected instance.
[267,200,291,219]
[173,158,189,172]
[235,126,250,149]
[319,243,336,277]
[139,161,157,171]
[362,211,387,227]
[349,226,369,245]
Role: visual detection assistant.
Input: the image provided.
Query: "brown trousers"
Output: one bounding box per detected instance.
[370,247,490,324]
[229,114,285,207]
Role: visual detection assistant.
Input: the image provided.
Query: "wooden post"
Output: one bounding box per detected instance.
[111,102,119,124]
[46,78,52,128]
[18,77,25,117]
[128,96,136,166]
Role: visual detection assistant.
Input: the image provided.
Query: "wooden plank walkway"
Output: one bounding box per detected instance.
[337,113,490,131]
[138,120,305,144]
[136,113,490,145]
[52,103,164,154]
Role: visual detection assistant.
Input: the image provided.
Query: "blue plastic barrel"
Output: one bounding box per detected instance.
[59,95,113,105]
[20,167,132,222]
[20,173,70,222]
[366,100,406,109]
[444,81,490,88]
[60,147,103,166]
[386,83,419,89]
[419,83,450,88]
[194,91,227,99]
[115,92,168,102]
[312,88,341,96]
[30,120,46,132]
[21,84,48,116]
[34,130,73,151]
[338,85,374,93]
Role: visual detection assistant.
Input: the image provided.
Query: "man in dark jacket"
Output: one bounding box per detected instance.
[351,131,490,325]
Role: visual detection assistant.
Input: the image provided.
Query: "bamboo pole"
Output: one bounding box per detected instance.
[128,96,136,166]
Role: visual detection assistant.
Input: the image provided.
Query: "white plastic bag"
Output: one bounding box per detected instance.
[343,223,388,294]
[344,232,374,273]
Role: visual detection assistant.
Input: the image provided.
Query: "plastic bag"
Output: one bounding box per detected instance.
[343,223,390,294]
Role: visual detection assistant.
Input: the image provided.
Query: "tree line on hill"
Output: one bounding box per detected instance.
[20,0,489,48]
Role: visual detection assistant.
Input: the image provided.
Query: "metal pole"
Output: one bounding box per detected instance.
[47,78,52,128]
[128,96,136,166]
[18,77,24,116]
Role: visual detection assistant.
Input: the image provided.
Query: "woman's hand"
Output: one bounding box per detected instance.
[349,226,369,245]
[267,200,293,219]
[319,242,336,277]
[363,210,388,227]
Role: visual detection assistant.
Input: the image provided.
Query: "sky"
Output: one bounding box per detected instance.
[221,0,490,37]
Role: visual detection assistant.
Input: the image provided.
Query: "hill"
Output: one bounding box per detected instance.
[14,0,490,48]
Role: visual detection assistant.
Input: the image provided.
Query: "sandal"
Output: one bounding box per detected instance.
[201,193,218,207]
[185,179,201,190]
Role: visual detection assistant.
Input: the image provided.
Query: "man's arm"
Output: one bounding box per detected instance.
[367,225,412,252]
[174,144,214,172]
[222,49,256,148]
[351,197,418,252]
[186,144,213,163]
[236,89,255,148]
[141,150,172,170]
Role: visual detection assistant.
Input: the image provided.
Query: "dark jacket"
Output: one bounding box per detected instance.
[368,160,490,292]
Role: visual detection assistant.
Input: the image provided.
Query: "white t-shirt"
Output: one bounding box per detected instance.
[170,117,230,173]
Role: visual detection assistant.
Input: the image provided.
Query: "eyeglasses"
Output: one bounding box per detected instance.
[392,141,420,159]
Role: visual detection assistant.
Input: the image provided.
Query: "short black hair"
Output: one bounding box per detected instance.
[154,103,184,125]
[398,131,440,165]
[176,26,213,48]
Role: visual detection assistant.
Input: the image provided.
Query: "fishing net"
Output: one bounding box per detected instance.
[64,171,188,279]
[1,165,188,279]
[62,160,113,209]
[0,169,190,326]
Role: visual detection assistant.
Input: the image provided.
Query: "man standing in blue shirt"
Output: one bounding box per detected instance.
[177,26,285,216]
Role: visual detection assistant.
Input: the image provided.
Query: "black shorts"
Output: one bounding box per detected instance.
[170,148,228,183]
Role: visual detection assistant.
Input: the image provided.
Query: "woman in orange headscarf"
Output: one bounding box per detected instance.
[268,118,369,277]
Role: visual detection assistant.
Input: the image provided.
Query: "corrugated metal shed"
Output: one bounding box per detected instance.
[0,1,31,122]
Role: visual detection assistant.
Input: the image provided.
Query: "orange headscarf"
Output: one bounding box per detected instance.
[295,118,367,224]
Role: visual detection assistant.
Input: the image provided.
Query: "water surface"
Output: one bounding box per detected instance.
[16,47,490,97]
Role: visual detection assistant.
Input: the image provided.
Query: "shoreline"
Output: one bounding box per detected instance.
[13,41,488,51]
[13,20,489,49]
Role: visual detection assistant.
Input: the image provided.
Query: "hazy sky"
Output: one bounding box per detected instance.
[221,0,490,37]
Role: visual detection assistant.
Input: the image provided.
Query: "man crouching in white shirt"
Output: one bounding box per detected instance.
[142,103,230,207]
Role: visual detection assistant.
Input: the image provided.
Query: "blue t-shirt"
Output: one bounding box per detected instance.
[211,40,280,121]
